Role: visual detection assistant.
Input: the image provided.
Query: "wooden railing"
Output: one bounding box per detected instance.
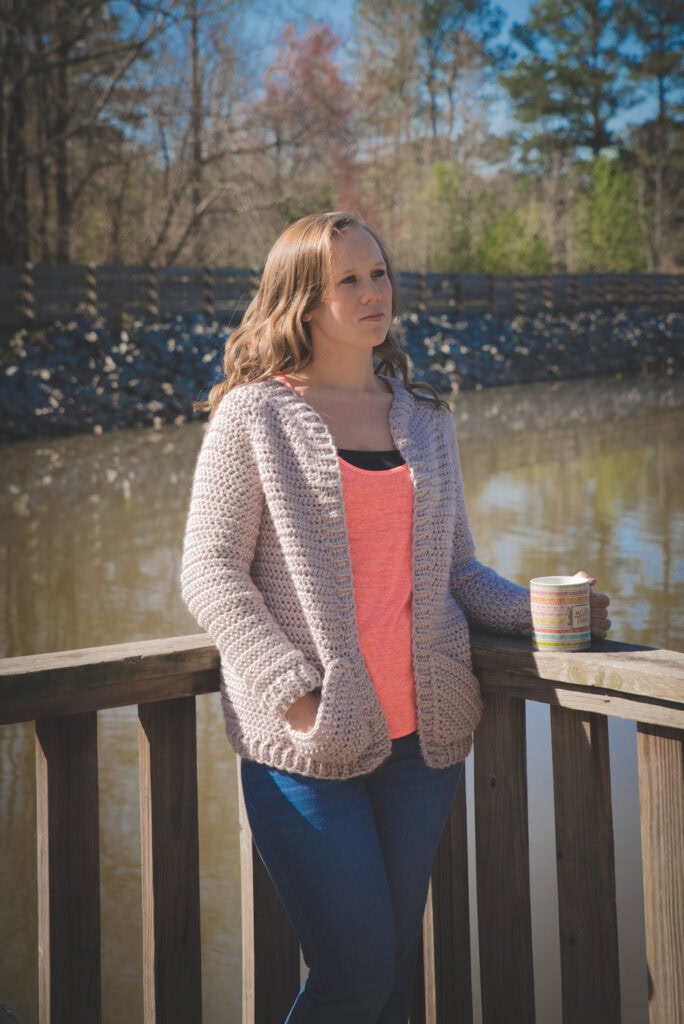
[1,264,683,329]
[1,633,682,1024]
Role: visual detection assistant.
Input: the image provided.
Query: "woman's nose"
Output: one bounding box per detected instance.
[362,278,383,302]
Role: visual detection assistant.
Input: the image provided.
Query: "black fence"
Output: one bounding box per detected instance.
[1,264,683,331]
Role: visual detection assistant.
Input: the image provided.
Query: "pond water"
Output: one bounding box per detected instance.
[1,374,683,1024]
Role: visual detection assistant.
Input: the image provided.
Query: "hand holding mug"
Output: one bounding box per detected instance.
[530,572,611,651]
[572,571,611,639]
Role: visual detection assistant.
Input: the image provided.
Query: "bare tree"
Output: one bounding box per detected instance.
[619,0,684,269]
[0,0,178,264]
[135,0,256,266]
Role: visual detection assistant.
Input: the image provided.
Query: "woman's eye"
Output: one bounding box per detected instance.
[340,275,356,285]
[372,269,386,278]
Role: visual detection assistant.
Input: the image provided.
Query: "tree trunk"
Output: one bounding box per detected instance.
[107,159,130,263]
[651,76,668,272]
[189,0,204,264]
[0,3,30,263]
[36,37,53,264]
[635,165,655,273]
[54,47,71,264]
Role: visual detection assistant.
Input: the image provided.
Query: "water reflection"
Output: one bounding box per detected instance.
[1,375,682,1024]
[0,426,202,656]
[454,383,684,652]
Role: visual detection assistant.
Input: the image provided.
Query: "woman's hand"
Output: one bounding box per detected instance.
[285,690,322,733]
[573,571,612,639]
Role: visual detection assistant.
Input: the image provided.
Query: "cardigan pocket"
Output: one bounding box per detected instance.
[429,652,483,744]
[257,654,322,712]
[285,657,372,760]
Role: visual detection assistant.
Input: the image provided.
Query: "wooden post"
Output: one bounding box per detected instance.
[145,266,159,319]
[250,268,261,302]
[84,263,97,318]
[138,698,203,1024]
[570,273,579,308]
[202,266,215,320]
[542,275,553,310]
[35,713,101,1024]
[20,260,35,326]
[637,724,684,1024]
[238,763,300,1024]
[453,274,463,314]
[550,707,621,1024]
[421,779,472,1023]
[474,693,535,1023]
[605,273,614,305]
[668,274,679,310]
[637,273,645,307]
[418,273,428,311]
[487,275,496,312]
[514,276,526,314]
[411,913,428,1024]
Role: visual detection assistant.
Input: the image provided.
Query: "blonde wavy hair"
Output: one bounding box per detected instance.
[205,211,443,414]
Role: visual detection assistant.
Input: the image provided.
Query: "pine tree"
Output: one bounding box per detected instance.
[501,0,632,158]
[619,0,684,268]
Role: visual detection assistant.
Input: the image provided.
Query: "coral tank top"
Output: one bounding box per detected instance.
[338,454,417,738]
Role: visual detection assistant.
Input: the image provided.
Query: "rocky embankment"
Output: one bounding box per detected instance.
[0,309,682,442]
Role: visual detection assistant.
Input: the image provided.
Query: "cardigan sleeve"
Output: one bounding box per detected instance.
[180,394,321,708]
[443,410,532,635]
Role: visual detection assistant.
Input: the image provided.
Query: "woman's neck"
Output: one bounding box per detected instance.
[282,356,394,450]
[289,352,383,393]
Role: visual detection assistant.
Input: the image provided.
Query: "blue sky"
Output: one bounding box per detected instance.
[275,0,536,138]
[272,0,653,138]
[305,0,533,41]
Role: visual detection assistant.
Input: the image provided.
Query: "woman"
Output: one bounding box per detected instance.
[181,211,610,1023]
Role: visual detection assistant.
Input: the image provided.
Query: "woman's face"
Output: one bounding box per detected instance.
[304,228,393,357]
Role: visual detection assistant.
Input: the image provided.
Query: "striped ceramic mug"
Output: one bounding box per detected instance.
[530,575,591,652]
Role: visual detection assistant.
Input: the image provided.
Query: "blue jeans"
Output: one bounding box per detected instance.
[240,733,464,1024]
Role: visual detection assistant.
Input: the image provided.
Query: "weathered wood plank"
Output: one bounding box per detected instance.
[471,633,684,705]
[474,693,535,1024]
[422,779,472,1023]
[0,634,219,724]
[550,707,621,1024]
[637,725,684,1024]
[138,698,202,1024]
[5,631,681,1024]
[4,634,682,727]
[35,712,101,1024]
[479,672,684,730]
[411,908,428,1024]
[238,763,301,1024]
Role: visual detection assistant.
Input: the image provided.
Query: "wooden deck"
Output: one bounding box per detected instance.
[1,632,682,1023]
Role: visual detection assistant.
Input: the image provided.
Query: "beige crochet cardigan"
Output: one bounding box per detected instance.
[181,376,531,779]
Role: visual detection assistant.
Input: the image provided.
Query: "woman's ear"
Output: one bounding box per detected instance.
[302,312,312,322]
